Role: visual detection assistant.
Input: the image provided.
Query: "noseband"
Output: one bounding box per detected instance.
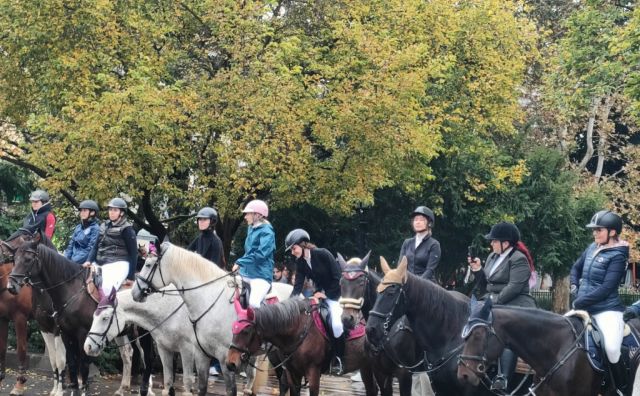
[8,247,38,288]
[134,251,167,296]
[339,268,368,310]
[86,301,122,350]
[369,283,406,351]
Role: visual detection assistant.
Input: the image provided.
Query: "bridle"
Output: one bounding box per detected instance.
[86,300,122,351]
[339,267,369,310]
[134,250,168,296]
[369,282,406,351]
[457,314,505,384]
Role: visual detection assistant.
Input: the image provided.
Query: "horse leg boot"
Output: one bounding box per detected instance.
[610,360,629,395]
[330,334,346,376]
[491,348,517,391]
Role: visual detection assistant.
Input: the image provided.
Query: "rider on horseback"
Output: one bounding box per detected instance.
[398,206,441,282]
[285,228,345,376]
[188,206,224,266]
[64,200,100,264]
[468,221,536,391]
[571,210,629,395]
[231,199,275,309]
[23,189,57,239]
[84,197,138,296]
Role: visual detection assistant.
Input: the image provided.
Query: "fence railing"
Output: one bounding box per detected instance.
[531,289,640,311]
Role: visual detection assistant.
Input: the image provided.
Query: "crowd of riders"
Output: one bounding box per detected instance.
[17,188,636,392]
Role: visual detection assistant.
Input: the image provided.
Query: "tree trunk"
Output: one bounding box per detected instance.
[594,95,613,181]
[218,216,242,270]
[552,274,570,314]
[578,98,599,170]
[557,124,569,154]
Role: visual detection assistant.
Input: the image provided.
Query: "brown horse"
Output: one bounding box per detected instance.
[227,298,378,396]
[457,297,640,396]
[0,230,61,396]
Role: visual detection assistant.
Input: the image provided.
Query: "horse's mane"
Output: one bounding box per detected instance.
[405,272,470,327]
[254,298,310,337]
[35,243,84,280]
[164,243,227,280]
[6,229,55,249]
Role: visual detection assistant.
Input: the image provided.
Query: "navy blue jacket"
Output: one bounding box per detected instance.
[64,219,100,264]
[570,241,629,314]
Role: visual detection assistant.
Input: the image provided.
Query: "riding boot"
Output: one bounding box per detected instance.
[610,360,629,395]
[491,348,517,391]
[330,334,346,376]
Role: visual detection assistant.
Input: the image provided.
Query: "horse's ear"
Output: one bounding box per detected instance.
[398,256,408,283]
[360,251,371,270]
[380,256,391,274]
[162,234,170,244]
[108,287,117,303]
[337,253,347,270]
[33,231,42,244]
[479,297,493,319]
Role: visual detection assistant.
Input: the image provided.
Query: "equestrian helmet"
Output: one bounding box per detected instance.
[411,206,435,227]
[586,210,623,234]
[29,189,50,202]
[484,222,520,243]
[242,199,269,217]
[78,200,99,212]
[285,229,310,252]
[196,206,218,223]
[107,197,128,209]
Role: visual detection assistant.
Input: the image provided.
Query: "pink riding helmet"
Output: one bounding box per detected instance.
[242,199,269,217]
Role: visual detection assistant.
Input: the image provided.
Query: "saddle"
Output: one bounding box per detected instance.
[238,280,277,309]
[311,299,365,341]
[85,269,102,304]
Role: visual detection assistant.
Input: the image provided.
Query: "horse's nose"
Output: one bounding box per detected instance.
[366,325,380,344]
[226,362,236,372]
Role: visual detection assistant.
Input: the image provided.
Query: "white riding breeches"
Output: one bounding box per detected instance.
[326,298,344,338]
[593,310,624,363]
[243,277,271,309]
[98,260,129,296]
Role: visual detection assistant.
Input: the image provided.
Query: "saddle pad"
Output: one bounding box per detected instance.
[310,301,365,341]
[585,329,606,372]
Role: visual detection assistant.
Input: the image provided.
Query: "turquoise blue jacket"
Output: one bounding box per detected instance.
[236,222,275,282]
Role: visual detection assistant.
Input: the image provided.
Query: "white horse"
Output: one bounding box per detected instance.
[132,242,293,396]
[39,331,66,396]
[84,287,208,396]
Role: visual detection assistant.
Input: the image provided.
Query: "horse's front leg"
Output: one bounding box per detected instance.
[156,346,175,396]
[138,331,155,396]
[176,346,195,396]
[0,318,8,386]
[241,355,257,395]
[9,313,28,396]
[220,356,238,396]
[286,369,303,396]
[194,352,210,396]
[41,331,65,396]
[305,366,321,396]
[115,335,133,396]
[77,335,91,396]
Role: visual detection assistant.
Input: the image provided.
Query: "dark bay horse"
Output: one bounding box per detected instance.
[338,253,413,396]
[457,297,640,396]
[227,298,377,396]
[0,230,62,396]
[366,256,496,396]
[7,237,148,396]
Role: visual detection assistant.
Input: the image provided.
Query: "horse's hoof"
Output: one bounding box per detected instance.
[10,383,26,396]
[243,389,254,396]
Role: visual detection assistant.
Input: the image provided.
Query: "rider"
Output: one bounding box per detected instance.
[64,200,101,264]
[285,228,345,375]
[23,189,56,239]
[231,199,274,309]
[469,221,536,391]
[188,206,224,266]
[398,206,441,282]
[85,197,138,296]
[570,210,629,395]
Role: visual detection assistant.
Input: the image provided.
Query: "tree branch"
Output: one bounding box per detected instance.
[578,98,599,170]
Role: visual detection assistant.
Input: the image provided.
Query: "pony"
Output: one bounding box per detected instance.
[226,297,377,396]
[337,252,413,396]
[84,287,209,396]
[366,256,496,396]
[6,236,139,396]
[132,241,293,396]
[457,297,640,395]
[0,229,65,396]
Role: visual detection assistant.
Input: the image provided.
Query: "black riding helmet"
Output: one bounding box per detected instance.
[196,207,218,224]
[411,206,435,227]
[78,200,99,213]
[586,210,623,234]
[484,222,520,244]
[285,229,310,252]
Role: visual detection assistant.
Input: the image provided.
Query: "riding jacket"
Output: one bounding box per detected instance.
[291,247,342,300]
[22,203,56,239]
[472,249,536,308]
[88,217,138,280]
[398,234,441,282]
[63,218,100,264]
[188,229,223,266]
[236,222,275,282]
[570,241,629,314]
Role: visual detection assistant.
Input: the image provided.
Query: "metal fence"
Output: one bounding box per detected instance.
[531,289,640,311]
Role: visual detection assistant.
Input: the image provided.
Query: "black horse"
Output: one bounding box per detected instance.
[338,253,413,396]
[366,256,499,396]
[458,297,640,396]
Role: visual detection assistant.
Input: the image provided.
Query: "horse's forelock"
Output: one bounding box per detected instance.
[346,257,362,266]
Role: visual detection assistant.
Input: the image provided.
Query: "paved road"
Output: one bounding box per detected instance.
[1,367,372,395]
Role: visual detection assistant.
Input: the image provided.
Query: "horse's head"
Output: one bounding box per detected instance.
[0,228,38,264]
[85,288,121,356]
[457,297,502,386]
[338,251,371,330]
[7,236,41,295]
[365,256,408,349]
[227,295,261,372]
[132,243,169,302]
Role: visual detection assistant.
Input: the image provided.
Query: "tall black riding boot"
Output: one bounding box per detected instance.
[610,360,629,395]
[492,348,517,391]
[330,334,346,376]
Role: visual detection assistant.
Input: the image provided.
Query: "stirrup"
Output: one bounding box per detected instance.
[330,357,344,376]
[491,375,508,391]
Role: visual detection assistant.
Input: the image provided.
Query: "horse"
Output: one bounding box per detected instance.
[6,236,140,396]
[85,287,209,396]
[337,252,413,396]
[226,297,377,396]
[0,229,66,396]
[131,241,293,396]
[457,297,640,396]
[366,256,499,396]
